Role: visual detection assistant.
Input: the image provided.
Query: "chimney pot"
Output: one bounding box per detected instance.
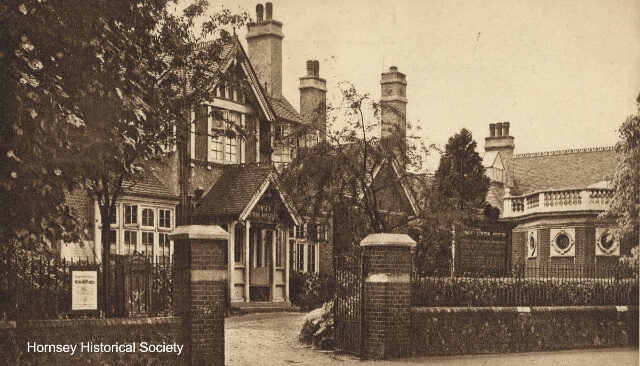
[389,66,398,72]
[256,4,263,21]
[306,60,314,76]
[313,60,320,77]
[265,2,273,19]
[495,122,503,137]
[503,121,510,136]
[489,123,496,137]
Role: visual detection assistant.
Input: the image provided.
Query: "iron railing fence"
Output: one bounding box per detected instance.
[333,255,364,357]
[411,257,638,307]
[0,254,173,320]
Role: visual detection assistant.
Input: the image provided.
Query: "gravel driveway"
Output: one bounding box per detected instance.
[225,312,353,365]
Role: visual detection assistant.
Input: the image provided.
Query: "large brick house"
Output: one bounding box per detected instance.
[61,2,419,305]
[62,3,311,306]
[481,123,632,272]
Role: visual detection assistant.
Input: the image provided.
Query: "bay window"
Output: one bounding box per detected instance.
[100,202,175,261]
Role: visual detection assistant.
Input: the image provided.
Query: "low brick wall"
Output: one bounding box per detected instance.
[411,306,639,357]
[0,317,182,365]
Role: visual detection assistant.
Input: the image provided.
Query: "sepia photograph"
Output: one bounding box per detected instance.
[1,0,638,364]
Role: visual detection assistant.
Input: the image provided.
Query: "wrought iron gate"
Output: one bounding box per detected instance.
[334,255,364,357]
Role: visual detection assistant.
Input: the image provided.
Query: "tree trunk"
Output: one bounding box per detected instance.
[100,206,111,316]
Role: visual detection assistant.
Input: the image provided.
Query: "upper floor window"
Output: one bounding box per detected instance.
[225,113,238,163]
[124,204,138,225]
[208,107,243,164]
[211,135,224,161]
[295,224,306,239]
[141,208,154,227]
[109,207,118,225]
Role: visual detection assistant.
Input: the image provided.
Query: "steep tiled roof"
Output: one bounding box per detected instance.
[192,163,275,220]
[511,147,617,195]
[268,96,307,124]
[123,173,178,201]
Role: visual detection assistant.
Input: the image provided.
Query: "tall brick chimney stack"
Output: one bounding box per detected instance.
[484,121,515,187]
[246,2,284,97]
[380,66,408,163]
[299,60,327,141]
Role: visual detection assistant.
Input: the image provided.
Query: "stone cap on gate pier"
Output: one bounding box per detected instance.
[360,233,416,248]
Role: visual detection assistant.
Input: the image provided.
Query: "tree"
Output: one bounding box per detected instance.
[411,128,490,276]
[433,128,489,213]
[281,83,427,253]
[1,0,249,310]
[605,94,640,270]
[0,1,85,250]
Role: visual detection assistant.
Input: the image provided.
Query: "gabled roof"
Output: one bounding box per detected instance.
[369,159,418,216]
[180,37,308,128]
[232,39,278,122]
[213,39,307,126]
[122,172,179,201]
[175,37,278,123]
[192,163,300,225]
[482,151,503,169]
[268,96,307,125]
[511,146,617,195]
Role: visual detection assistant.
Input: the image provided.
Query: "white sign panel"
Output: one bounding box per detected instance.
[72,271,98,310]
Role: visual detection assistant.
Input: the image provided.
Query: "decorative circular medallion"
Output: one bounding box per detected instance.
[555,234,570,250]
[597,230,618,255]
[552,231,574,255]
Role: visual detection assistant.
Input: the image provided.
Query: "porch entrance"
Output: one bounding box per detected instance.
[249,226,274,301]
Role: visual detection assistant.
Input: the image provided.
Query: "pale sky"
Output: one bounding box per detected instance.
[200,0,640,170]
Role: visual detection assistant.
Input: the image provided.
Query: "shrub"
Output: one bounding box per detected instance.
[299,301,334,349]
[290,271,334,312]
[412,276,639,307]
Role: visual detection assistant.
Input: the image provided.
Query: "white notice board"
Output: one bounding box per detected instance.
[71,270,98,310]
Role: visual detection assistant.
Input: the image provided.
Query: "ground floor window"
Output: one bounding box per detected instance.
[293,241,319,273]
[234,224,244,264]
[158,233,171,262]
[99,202,175,261]
[276,227,286,268]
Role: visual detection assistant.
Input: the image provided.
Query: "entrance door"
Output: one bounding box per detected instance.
[249,227,273,301]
